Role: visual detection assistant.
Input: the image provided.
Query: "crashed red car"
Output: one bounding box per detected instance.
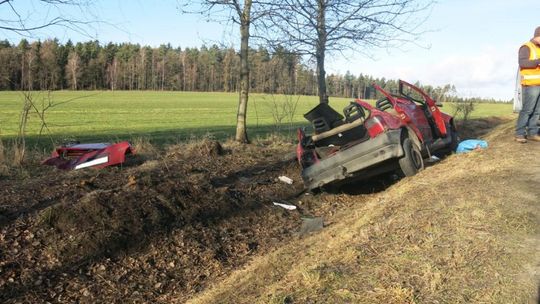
[297,80,458,191]
[43,141,133,170]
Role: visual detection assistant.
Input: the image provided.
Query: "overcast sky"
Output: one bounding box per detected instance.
[2,0,539,100]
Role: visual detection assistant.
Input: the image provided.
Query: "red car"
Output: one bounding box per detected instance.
[297,80,458,191]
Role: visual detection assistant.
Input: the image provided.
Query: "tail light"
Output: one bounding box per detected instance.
[297,128,305,142]
[365,115,386,137]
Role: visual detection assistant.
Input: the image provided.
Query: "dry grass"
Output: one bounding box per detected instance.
[187,121,540,304]
[0,136,4,163]
[0,137,7,175]
[131,136,159,157]
[11,144,25,167]
[183,134,224,157]
[0,139,55,176]
[254,132,297,147]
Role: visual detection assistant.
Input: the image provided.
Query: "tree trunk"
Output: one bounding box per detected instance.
[152,51,156,90]
[181,52,186,91]
[235,0,252,143]
[316,49,327,103]
[161,56,166,91]
[20,54,25,90]
[316,0,328,104]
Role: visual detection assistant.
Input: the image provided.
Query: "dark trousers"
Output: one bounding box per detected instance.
[516,85,540,136]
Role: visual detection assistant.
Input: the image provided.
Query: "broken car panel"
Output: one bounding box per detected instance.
[43,141,133,170]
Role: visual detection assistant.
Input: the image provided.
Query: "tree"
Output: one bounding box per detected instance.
[0,40,18,89]
[0,38,473,103]
[181,0,270,143]
[40,39,62,89]
[27,41,41,90]
[222,48,239,92]
[66,50,81,89]
[259,0,432,104]
[0,1,95,90]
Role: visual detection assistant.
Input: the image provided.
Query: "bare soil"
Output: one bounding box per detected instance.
[0,137,376,303]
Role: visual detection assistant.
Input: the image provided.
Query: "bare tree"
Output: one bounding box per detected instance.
[0,0,96,37]
[259,0,432,104]
[66,50,81,89]
[180,0,270,143]
[263,93,300,136]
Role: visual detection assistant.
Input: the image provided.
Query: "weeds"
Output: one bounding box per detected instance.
[13,93,32,166]
[38,207,59,228]
[262,93,301,137]
[254,132,295,146]
[12,142,25,167]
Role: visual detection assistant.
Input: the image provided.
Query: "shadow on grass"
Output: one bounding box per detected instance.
[1,123,311,151]
[1,117,508,152]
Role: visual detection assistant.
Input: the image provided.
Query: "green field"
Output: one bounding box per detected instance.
[0,91,513,147]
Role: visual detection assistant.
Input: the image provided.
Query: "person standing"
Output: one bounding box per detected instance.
[516,26,540,143]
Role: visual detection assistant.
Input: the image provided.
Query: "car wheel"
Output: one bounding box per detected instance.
[398,137,424,177]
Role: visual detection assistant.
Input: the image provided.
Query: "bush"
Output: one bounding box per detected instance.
[451,99,475,122]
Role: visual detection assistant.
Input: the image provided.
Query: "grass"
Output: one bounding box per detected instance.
[450,102,513,119]
[0,91,351,147]
[0,91,513,149]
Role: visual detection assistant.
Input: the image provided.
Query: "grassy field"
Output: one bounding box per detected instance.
[0,91,514,147]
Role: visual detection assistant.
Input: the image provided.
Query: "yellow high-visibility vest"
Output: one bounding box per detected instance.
[520,41,540,86]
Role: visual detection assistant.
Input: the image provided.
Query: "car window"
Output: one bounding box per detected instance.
[401,86,426,104]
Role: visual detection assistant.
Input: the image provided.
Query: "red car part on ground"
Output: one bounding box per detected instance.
[42,141,133,170]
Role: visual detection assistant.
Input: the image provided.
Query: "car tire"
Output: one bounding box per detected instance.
[398,137,424,177]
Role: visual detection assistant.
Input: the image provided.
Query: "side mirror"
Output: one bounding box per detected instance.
[435,101,443,107]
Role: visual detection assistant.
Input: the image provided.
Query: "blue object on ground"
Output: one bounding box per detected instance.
[456,139,488,154]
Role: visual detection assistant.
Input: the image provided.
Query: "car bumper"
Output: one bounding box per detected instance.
[302,129,403,190]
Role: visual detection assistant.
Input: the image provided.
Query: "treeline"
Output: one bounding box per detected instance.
[0,39,504,102]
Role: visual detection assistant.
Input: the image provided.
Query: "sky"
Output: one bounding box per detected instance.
[1,0,539,100]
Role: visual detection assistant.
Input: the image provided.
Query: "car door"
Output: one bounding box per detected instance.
[395,98,434,141]
[398,80,448,138]
[373,83,425,142]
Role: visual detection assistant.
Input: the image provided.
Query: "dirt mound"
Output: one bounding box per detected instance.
[0,139,368,303]
[167,138,225,159]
